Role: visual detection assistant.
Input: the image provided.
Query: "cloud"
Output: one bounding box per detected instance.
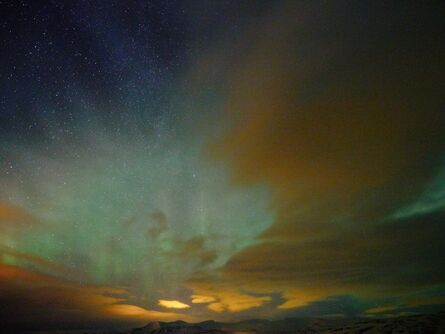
[147,209,169,239]
[215,210,445,309]
[185,209,445,317]
[366,305,400,315]
[187,273,272,313]
[207,294,272,313]
[207,1,445,223]
[158,299,191,309]
[186,0,445,314]
[176,236,218,267]
[191,295,216,304]
[283,295,373,318]
[106,304,182,320]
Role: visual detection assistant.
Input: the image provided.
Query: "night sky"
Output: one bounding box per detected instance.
[1,0,445,331]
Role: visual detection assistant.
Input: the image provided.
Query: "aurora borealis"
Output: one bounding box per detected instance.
[1,0,445,331]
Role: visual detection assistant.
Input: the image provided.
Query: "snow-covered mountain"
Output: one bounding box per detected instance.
[129,312,445,334]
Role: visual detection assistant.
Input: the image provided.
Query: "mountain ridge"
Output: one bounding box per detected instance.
[129,312,445,334]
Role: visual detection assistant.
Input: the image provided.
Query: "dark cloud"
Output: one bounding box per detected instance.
[207,1,445,222]
[187,210,445,314]
[173,236,218,268]
[148,210,169,240]
[188,0,445,314]
[220,210,445,303]
[283,295,374,318]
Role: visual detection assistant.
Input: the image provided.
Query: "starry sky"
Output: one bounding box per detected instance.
[1,0,445,331]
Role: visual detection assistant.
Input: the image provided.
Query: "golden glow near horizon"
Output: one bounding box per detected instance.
[107,304,153,317]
